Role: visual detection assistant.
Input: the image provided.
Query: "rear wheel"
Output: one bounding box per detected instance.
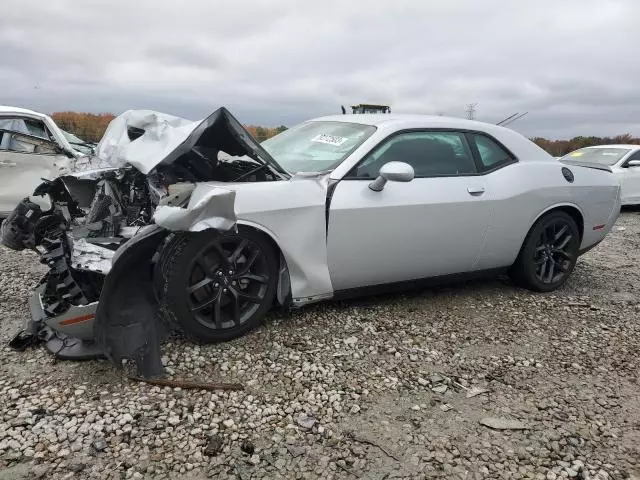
[159,229,278,342]
[509,211,580,292]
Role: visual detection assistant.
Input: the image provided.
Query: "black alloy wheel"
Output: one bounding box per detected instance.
[186,237,270,330]
[510,211,580,292]
[159,229,278,342]
[533,219,575,284]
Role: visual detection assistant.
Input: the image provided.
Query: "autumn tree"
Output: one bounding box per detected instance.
[51,112,115,143]
[51,111,288,145]
[532,134,640,156]
[243,125,288,142]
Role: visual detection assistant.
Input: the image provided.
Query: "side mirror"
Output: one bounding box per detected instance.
[368,161,415,191]
[627,160,640,168]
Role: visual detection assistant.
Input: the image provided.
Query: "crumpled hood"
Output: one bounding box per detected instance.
[93,107,289,178]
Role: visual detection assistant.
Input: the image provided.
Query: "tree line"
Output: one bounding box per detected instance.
[531,134,640,157]
[51,112,115,143]
[51,112,287,144]
[51,112,639,155]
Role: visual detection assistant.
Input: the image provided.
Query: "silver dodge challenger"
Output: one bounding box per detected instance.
[0,108,621,376]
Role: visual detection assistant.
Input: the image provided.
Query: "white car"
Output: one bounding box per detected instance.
[560,145,640,205]
[1,108,621,376]
[0,106,87,216]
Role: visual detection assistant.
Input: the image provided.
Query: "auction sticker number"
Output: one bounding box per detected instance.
[311,134,348,146]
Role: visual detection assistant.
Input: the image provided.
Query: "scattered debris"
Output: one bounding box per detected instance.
[343,430,400,462]
[286,445,306,458]
[615,226,626,231]
[432,384,448,394]
[466,386,490,398]
[296,412,316,429]
[68,458,86,473]
[479,417,528,430]
[204,434,224,456]
[439,403,453,412]
[240,440,255,455]
[128,375,244,391]
[92,437,107,452]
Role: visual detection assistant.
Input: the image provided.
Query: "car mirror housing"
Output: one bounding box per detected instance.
[627,160,640,168]
[369,161,415,191]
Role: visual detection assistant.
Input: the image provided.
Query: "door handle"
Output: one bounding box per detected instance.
[467,186,485,196]
[0,160,17,167]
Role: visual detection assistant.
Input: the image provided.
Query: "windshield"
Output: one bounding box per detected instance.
[561,147,631,166]
[260,121,376,173]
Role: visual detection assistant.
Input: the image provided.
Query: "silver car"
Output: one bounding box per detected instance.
[0,106,88,216]
[1,108,621,376]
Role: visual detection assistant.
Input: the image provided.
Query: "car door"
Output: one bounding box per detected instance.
[326,130,493,291]
[619,150,640,204]
[0,128,63,214]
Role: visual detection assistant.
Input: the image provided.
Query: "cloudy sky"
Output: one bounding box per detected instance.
[1,0,638,138]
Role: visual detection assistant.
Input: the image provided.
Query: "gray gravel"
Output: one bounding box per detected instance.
[2,212,640,479]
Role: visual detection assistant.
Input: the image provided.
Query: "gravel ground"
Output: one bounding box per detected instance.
[1,212,640,480]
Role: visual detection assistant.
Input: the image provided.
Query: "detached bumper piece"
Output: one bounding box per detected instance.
[9,283,104,360]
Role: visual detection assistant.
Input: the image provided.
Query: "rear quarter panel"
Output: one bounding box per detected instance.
[475,160,620,270]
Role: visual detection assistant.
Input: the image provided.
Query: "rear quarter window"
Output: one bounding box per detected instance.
[469,134,515,171]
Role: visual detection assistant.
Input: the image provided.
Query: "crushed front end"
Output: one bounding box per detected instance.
[1,168,169,372]
[0,106,288,377]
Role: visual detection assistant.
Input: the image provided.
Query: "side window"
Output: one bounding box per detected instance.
[350,131,477,178]
[0,132,57,154]
[469,134,515,170]
[24,119,49,139]
[0,117,53,153]
[0,117,49,139]
[624,151,640,166]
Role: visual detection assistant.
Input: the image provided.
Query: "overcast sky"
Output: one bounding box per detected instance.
[1,0,638,139]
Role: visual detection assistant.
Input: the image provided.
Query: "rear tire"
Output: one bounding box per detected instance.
[509,211,580,292]
[158,228,278,343]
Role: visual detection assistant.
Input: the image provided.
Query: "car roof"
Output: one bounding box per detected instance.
[0,105,48,119]
[311,113,495,129]
[309,113,553,162]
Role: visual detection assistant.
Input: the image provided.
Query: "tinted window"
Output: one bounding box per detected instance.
[471,134,514,169]
[623,150,640,166]
[351,131,476,178]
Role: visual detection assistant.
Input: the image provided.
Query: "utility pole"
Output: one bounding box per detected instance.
[466,103,478,120]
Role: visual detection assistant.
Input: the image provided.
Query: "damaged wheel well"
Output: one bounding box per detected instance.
[236,223,291,307]
[156,223,291,309]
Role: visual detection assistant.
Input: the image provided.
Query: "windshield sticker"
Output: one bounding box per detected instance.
[311,134,348,146]
[601,152,620,156]
[570,152,584,157]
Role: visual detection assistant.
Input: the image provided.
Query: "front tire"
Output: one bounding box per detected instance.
[158,228,278,343]
[509,211,580,292]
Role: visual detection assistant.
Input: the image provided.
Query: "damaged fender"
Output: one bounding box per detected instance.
[154,184,237,232]
[93,224,169,377]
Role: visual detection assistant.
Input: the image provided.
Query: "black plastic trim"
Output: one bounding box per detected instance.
[325,179,339,235]
[559,160,612,173]
[333,267,508,301]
